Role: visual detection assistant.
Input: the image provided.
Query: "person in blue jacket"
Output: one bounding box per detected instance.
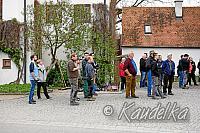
[162,53,175,96]
[29,54,39,104]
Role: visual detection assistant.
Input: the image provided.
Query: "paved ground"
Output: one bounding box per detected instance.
[0,83,200,133]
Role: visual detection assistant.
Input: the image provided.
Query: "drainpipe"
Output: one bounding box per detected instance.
[23,0,27,84]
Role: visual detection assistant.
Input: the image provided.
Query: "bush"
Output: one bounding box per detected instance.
[0,84,31,93]
[46,60,69,87]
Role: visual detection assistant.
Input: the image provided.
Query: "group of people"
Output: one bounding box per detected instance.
[28,51,200,104]
[28,52,99,106]
[119,50,200,100]
[177,54,199,88]
[67,52,99,106]
[29,55,52,104]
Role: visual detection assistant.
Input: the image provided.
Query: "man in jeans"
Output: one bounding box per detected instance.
[85,56,96,101]
[29,54,39,104]
[139,53,147,88]
[123,51,139,99]
[181,54,190,89]
[82,52,89,98]
[162,53,175,95]
[177,55,184,88]
[146,50,155,97]
[68,53,80,106]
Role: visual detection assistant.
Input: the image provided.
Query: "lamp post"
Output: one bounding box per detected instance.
[23,0,27,84]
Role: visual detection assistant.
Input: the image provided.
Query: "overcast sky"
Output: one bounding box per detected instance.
[2,0,199,22]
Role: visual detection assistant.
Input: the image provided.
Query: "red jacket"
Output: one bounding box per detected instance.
[123,58,137,76]
[119,63,125,77]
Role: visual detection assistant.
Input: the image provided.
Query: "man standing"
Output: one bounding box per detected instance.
[181,54,190,89]
[139,54,147,88]
[82,52,89,98]
[177,55,184,88]
[187,57,198,86]
[85,56,96,101]
[123,51,139,99]
[29,54,39,104]
[68,53,80,106]
[162,53,175,95]
[157,55,163,86]
[146,50,155,97]
[151,53,165,99]
[198,59,200,82]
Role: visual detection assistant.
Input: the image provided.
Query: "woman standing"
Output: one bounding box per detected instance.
[119,58,126,92]
[37,59,51,99]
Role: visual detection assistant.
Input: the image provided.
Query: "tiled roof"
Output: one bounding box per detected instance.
[122,7,200,48]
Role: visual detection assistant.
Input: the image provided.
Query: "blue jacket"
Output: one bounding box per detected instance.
[162,59,175,76]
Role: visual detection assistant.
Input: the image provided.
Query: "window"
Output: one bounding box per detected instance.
[175,1,183,18]
[2,59,11,69]
[144,25,152,34]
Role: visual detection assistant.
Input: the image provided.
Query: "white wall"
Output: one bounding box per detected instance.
[3,0,34,22]
[0,52,18,84]
[122,47,200,75]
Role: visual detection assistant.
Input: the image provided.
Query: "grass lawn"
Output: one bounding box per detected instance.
[0,84,31,93]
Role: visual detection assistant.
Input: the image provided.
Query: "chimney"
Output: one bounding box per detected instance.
[175,0,183,18]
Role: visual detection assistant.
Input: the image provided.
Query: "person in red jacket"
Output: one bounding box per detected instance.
[119,58,126,92]
[123,51,139,99]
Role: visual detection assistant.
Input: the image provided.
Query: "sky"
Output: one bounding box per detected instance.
[2,0,199,22]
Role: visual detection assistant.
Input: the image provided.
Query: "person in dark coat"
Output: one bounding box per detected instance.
[187,57,198,86]
[198,59,200,82]
[151,53,165,99]
[139,53,147,88]
[162,53,175,95]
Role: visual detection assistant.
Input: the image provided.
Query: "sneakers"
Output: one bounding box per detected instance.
[75,97,80,101]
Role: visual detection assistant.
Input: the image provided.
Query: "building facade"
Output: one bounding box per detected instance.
[122,1,200,75]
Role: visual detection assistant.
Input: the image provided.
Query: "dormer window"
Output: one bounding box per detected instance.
[175,0,183,18]
[144,25,152,34]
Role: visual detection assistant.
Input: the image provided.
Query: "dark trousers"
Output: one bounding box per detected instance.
[87,79,93,97]
[187,73,197,85]
[69,78,78,102]
[37,82,50,99]
[120,76,126,91]
[163,74,174,94]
